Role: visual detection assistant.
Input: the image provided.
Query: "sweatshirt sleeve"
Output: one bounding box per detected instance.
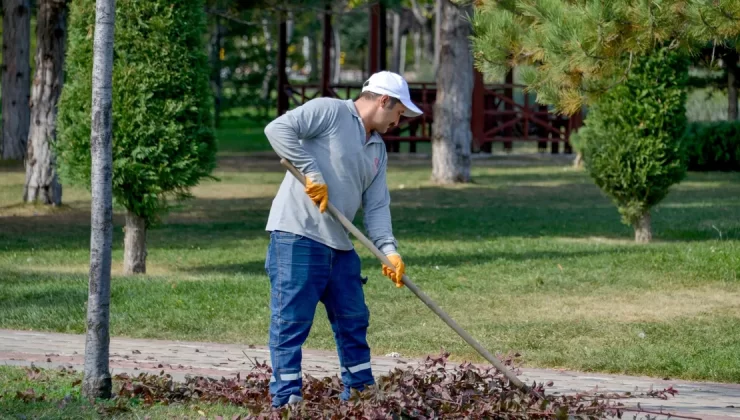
[362,148,398,255]
[263,98,338,179]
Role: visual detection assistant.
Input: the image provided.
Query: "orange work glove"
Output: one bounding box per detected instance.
[382,253,405,288]
[304,173,329,213]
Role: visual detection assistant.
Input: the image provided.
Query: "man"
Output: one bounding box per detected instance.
[262,71,423,407]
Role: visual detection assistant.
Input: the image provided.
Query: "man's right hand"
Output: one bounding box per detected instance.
[305,173,329,213]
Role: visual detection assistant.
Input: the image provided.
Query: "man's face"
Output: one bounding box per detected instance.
[374,96,406,134]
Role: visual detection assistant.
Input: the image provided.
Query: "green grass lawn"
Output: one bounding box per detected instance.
[1,156,739,383]
[0,366,248,419]
[215,113,273,155]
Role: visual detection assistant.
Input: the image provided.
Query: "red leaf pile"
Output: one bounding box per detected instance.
[113,351,678,419]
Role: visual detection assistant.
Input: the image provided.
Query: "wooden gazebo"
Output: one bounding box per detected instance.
[275,2,580,153]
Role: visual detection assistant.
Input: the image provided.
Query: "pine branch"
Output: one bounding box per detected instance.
[472,0,740,114]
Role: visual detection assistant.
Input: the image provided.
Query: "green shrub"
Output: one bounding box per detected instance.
[56,0,217,226]
[571,47,689,242]
[683,121,740,171]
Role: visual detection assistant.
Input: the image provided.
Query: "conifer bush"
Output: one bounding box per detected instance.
[570,47,690,243]
[56,0,217,273]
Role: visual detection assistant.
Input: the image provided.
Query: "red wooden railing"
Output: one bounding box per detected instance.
[279,81,579,153]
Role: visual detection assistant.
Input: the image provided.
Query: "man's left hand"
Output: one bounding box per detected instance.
[382,253,405,288]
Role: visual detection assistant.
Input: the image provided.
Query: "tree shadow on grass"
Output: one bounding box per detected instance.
[374,247,643,268]
[385,183,740,242]
[182,247,643,276]
[0,402,99,420]
[1,173,738,254]
[0,270,88,314]
[180,260,268,276]
[356,247,648,274]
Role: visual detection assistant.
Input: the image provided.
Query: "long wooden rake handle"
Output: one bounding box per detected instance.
[279,158,530,392]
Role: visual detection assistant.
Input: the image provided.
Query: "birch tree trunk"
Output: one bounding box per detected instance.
[24,0,67,205]
[432,0,441,76]
[399,33,407,74]
[83,0,116,400]
[413,30,422,71]
[309,33,319,82]
[260,17,274,114]
[286,11,294,43]
[210,17,223,128]
[123,211,147,274]
[727,49,738,120]
[391,11,402,73]
[2,0,32,160]
[431,0,473,184]
[409,0,428,72]
[332,19,341,84]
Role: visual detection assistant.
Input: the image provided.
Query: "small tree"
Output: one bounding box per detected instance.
[83,0,115,399]
[570,47,690,243]
[57,0,217,274]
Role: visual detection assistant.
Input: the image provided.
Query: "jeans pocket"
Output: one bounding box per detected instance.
[351,250,368,285]
[272,230,305,244]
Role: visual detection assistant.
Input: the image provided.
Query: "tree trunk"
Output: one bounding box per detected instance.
[727,49,738,121]
[2,0,32,160]
[210,17,223,128]
[634,211,652,243]
[308,32,319,82]
[286,11,294,43]
[260,17,274,117]
[399,33,407,74]
[409,0,429,72]
[413,29,422,71]
[123,211,147,275]
[573,152,583,169]
[432,0,441,75]
[83,0,115,401]
[332,19,341,84]
[391,11,402,73]
[431,0,473,184]
[24,0,67,206]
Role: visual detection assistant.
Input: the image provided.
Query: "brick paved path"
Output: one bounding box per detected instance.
[1,329,738,419]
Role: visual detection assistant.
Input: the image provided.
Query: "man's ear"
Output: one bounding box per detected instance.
[380,95,392,109]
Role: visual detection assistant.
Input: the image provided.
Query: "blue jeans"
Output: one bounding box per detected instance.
[265,230,375,407]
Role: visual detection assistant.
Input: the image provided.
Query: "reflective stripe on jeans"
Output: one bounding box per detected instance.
[271,371,301,383]
[340,361,372,374]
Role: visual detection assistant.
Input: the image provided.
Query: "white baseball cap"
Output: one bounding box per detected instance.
[361,71,424,117]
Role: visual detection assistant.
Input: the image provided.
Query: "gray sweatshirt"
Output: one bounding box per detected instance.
[263,97,398,255]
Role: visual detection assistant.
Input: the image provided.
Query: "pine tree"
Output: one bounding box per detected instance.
[471,0,740,115]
